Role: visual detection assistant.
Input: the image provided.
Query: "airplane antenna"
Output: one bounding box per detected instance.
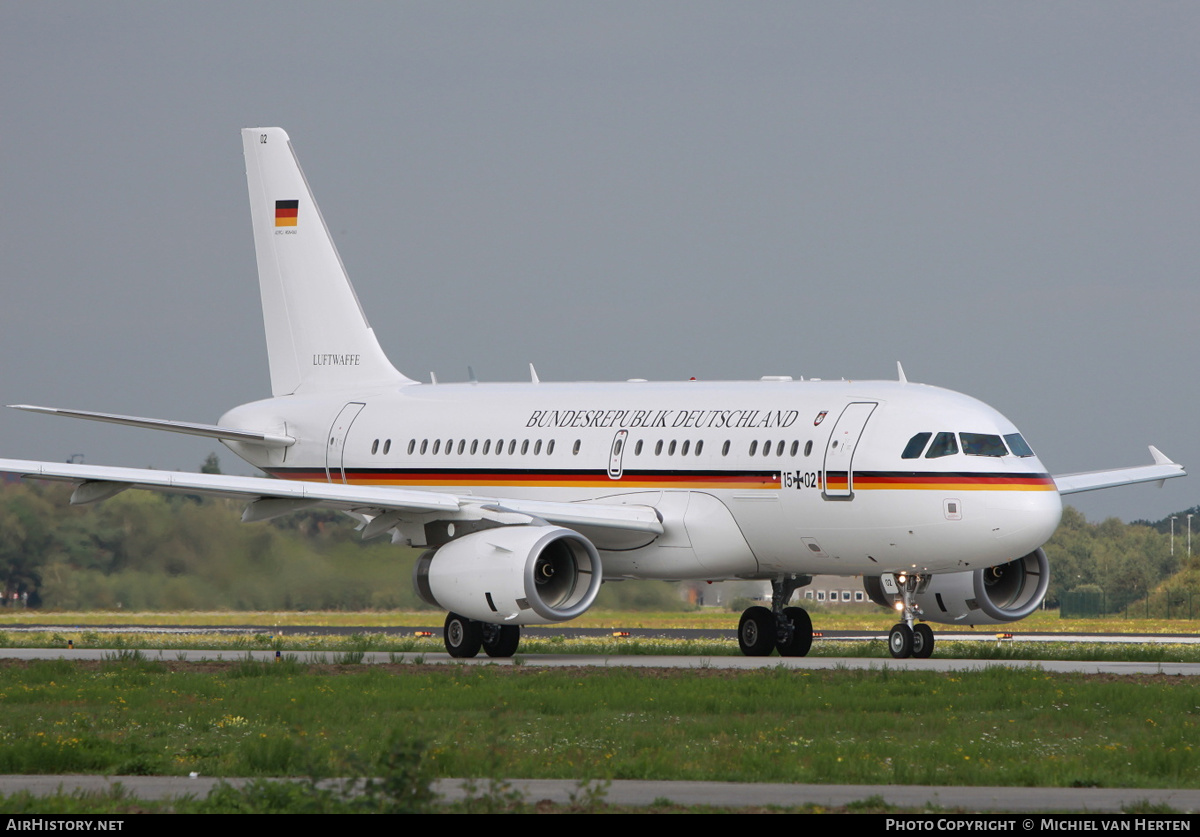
[896,362,908,384]
[467,366,478,384]
[529,363,540,384]
[430,372,438,385]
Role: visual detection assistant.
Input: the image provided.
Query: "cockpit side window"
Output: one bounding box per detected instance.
[925,431,958,459]
[901,432,932,459]
[961,433,1007,457]
[1004,433,1035,457]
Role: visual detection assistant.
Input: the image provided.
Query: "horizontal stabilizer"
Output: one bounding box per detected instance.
[1053,446,1186,495]
[9,405,295,448]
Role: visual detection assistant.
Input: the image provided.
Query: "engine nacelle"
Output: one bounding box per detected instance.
[412,525,602,625]
[863,548,1050,626]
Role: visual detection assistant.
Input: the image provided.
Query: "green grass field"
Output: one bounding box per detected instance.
[0,658,1195,792]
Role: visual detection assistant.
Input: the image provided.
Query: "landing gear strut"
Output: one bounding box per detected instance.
[481,622,521,658]
[737,575,814,657]
[443,613,521,658]
[886,573,934,659]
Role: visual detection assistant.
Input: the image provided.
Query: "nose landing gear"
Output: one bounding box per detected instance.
[886,572,934,659]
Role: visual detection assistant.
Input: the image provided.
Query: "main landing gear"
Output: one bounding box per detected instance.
[737,575,814,657]
[886,572,934,659]
[443,613,521,658]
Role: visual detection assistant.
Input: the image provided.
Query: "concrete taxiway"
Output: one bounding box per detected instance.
[3,647,1200,675]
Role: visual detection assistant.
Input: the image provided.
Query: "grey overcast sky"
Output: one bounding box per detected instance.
[1,2,1196,524]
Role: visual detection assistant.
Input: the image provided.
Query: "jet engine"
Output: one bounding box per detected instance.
[864,548,1050,626]
[413,525,602,625]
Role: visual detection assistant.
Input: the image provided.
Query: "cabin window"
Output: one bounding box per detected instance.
[420,439,428,455]
[790,441,798,457]
[749,441,758,456]
[1004,433,1035,457]
[407,440,415,455]
[695,440,704,455]
[804,440,813,456]
[383,439,391,455]
[482,439,491,455]
[547,439,556,455]
[521,440,529,455]
[371,439,379,455]
[635,440,643,456]
[573,440,581,455]
[776,440,784,457]
[457,440,466,455]
[681,440,690,456]
[668,440,677,456]
[722,440,730,456]
[655,440,663,456]
[961,433,1007,457]
[534,440,542,455]
[763,441,772,457]
[508,440,516,455]
[496,439,504,455]
[925,432,958,459]
[470,440,478,455]
[901,432,932,459]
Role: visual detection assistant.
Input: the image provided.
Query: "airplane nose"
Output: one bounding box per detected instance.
[988,486,1063,553]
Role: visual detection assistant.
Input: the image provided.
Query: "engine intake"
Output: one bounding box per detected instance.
[863,548,1049,626]
[413,525,602,625]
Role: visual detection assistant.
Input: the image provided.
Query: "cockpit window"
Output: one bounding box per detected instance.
[1004,433,1035,457]
[960,433,1007,457]
[925,432,958,459]
[901,432,932,459]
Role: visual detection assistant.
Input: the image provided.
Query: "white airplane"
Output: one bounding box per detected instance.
[1,128,1185,660]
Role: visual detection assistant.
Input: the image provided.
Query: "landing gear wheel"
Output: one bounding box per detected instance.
[911,623,934,659]
[738,606,777,656]
[777,606,813,657]
[888,623,913,659]
[444,612,482,658]
[481,623,521,658]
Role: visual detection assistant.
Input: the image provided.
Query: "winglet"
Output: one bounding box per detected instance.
[1149,445,1174,466]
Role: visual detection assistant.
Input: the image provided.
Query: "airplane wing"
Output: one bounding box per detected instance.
[1053,446,1186,495]
[0,458,664,535]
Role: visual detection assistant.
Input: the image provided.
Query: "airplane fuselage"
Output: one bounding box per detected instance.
[220,377,1063,582]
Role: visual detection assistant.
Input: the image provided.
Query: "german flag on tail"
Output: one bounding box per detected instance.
[275,199,298,227]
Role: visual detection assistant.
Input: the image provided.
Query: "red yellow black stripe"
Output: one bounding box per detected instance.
[266,467,1055,492]
[851,471,1056,491]
[269,467,780,490]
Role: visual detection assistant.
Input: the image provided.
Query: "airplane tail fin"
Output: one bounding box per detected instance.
[242,127,413,396]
